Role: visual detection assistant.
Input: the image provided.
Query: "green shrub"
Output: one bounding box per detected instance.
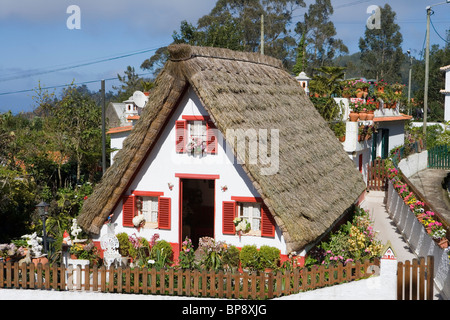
[149,240,173,268]
[222,245,240,271]
[259,245,280,269]
[116,232,131,257]
[239,245,259,271]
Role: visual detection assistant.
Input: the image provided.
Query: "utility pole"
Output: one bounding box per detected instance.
[260,14,264,55]
[101,79,106,175]
[407,50,412,116]
[423,6,431,144]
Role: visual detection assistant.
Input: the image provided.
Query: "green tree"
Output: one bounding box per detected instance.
[114,66,146,101]
[292,32,307,75]
[412,43,449,121]
[55,87,102,184]
[295,0,348,75]
[142,0,305,76]
[359,4,404,83]
[0,166,37,243]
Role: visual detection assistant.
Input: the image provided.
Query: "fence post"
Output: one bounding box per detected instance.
[397,261,403,300]
[426,256,434,300]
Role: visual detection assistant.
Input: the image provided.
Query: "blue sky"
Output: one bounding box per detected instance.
[0,0,449,114]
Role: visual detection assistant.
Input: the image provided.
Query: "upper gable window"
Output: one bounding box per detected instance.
[175,116,217,155]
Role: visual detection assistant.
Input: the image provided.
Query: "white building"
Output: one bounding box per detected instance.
[106,91,149,164]
[78,45,366,265]
[440,65,450,122]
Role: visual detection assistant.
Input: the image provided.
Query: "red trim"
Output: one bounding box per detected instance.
[178,179,183,252]
[122,195,136,227]
[175,173,220,180]
[261,204,276,238]
[175,120,187,153]
[158,197,171,230]
[182,115,210,121]
[222,201,236,235]
[359,154,363,173]
[132,191,164,197]
[231,196,262,203]
[206,120,217,154]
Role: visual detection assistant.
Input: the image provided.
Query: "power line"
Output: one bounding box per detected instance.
[0,46,165,83]
[430,16,449,44]
[0,72,153,97]
[334,0,371,10]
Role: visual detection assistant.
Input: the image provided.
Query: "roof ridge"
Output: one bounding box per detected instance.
[168,44,283,69]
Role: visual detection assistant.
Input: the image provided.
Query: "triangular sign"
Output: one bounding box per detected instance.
[381,240,397,260]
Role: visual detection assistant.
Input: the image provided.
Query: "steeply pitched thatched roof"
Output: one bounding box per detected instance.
[78,44,366,252]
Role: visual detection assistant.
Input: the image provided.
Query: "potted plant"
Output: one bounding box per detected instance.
[356,81,370,98]
[359,106,368,120]
[358,125,365,142]
[375,79,387,93]
[391,83,405,94]
[233,217,251,240]
[69,240,99,267]
[333,121,346,142]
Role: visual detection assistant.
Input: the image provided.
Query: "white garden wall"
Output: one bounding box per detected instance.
[386,180,450,299]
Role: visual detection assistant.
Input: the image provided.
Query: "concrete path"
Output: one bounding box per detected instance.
[409,168,450,227]
[360,190,417,262]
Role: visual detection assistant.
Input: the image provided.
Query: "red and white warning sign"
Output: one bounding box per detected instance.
[382,247,396,260]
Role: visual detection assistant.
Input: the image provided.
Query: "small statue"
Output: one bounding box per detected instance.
[71,218,82,240]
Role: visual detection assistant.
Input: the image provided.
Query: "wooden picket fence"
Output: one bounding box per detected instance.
[397,256,434,300]
[428,144,450,169]
[367,159,387,191]
[0,259,379,299]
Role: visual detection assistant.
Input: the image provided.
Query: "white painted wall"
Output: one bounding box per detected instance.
[95,87,286,254]
[110,131,130,165]
[397,151,428,178]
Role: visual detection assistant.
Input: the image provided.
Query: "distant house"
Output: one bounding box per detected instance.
[78,45,366,264]
[106,92,149,164]
[332,93,411,183]
[441,65,450,122]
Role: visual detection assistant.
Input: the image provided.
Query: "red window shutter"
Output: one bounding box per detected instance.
[261,205,276,238]
[122,195,135,227]
[206,120,217,154]
[222,201,236,235]
[175,120,187,153]
[158,197,171,230]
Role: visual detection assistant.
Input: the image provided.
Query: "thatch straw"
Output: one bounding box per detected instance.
[78,44,366,252]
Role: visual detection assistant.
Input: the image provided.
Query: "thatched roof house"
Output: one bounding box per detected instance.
[78,44,366,253]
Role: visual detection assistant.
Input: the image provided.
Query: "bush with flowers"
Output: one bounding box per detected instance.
[69,240,99,266]
[306,206,383,268]
[178,237,196,269]
[386,160,449,248]
[0,243,25,262]
[198,236,228,271]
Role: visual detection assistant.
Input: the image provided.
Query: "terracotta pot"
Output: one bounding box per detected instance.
[438,238,449,249]
[356,90,364,98]
[366,113,374,121]
[339,136,346,142]
[349,112,359,122]
[359,112,368,120]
